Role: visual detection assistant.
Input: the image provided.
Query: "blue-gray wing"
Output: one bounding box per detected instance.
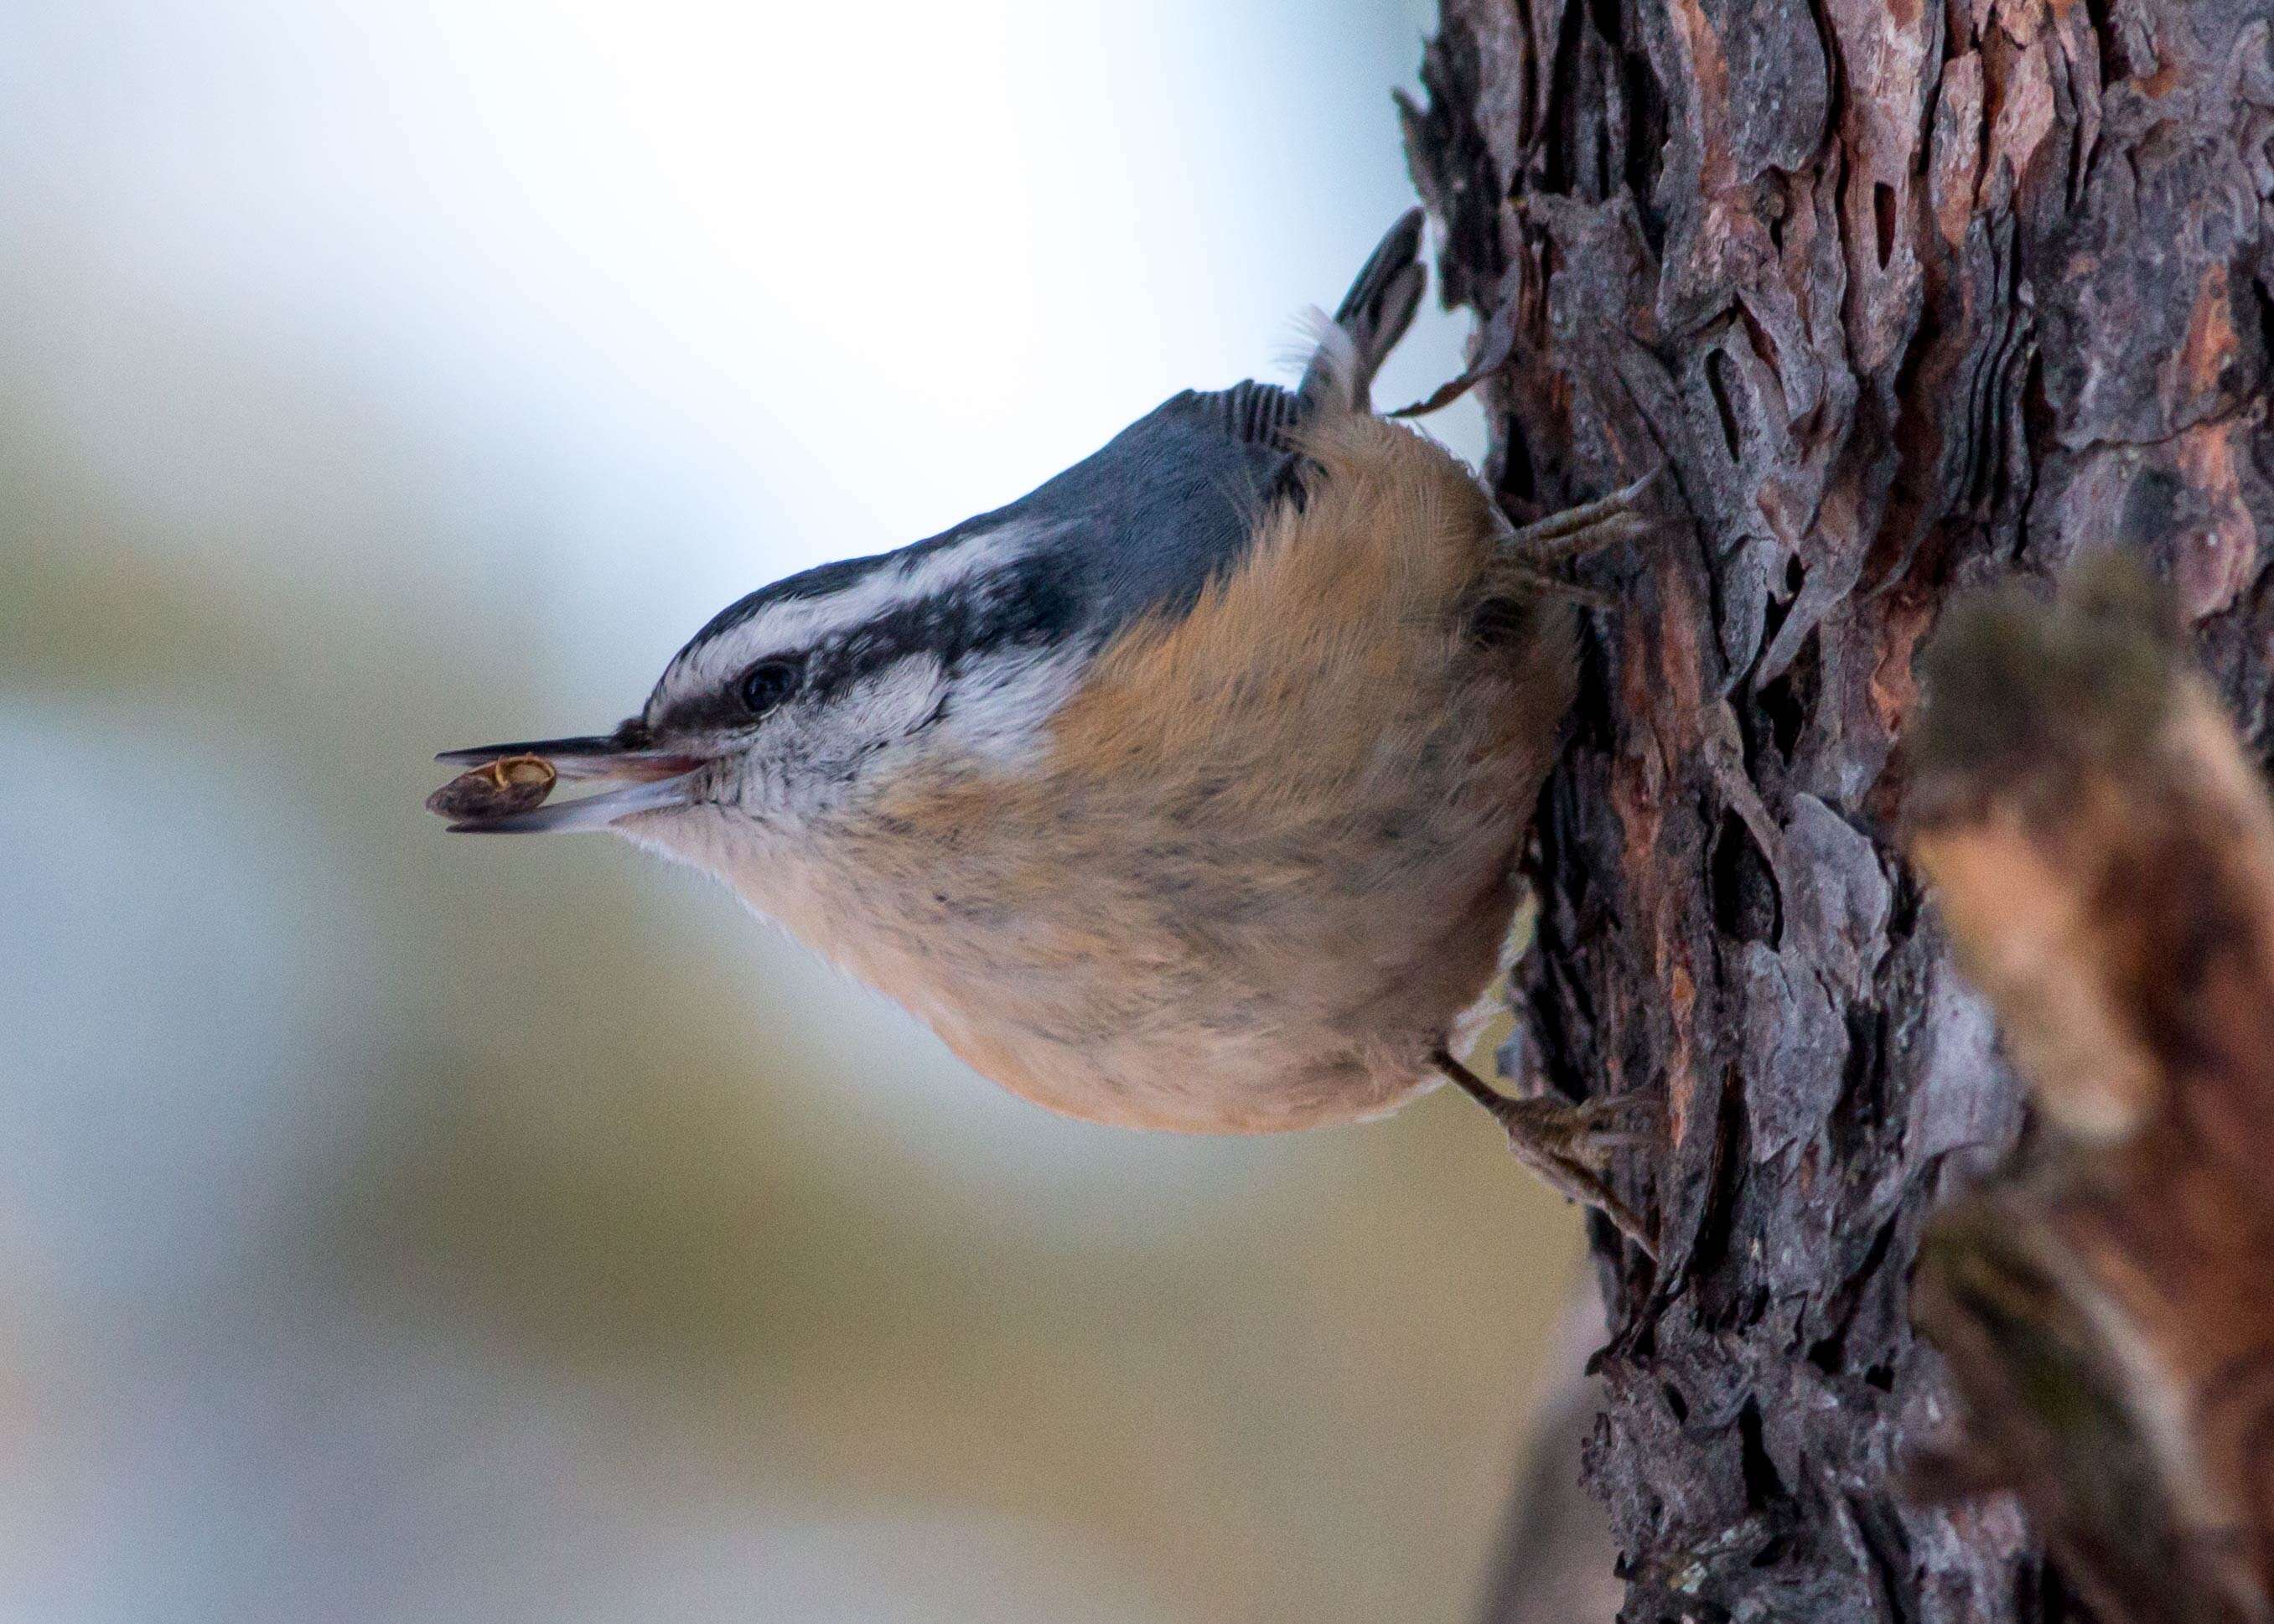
[945,209,1426,643]
[961,380,1304,643]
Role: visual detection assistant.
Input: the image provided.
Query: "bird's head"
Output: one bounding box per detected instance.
[434,519,1087,870]
[433,381,1311,877]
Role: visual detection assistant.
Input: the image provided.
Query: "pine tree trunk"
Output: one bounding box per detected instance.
[1400,2,2274,1618]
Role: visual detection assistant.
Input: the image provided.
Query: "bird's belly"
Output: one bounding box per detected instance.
[929,1011,1449,1134]
[796,835,1525,1134]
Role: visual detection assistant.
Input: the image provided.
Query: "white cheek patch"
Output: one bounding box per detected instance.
[826,654,955,750]
[644,644,1086,842]
[934,644,1086,764]
[774,644,1081,809]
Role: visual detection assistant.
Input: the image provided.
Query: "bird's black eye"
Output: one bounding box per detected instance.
[738,658,802,717]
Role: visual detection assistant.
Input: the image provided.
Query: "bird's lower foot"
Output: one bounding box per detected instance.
[1435,1049,1660,1259]
[1502,472,1662,567]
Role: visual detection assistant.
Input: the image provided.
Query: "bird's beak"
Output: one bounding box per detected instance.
[433,734,707,834]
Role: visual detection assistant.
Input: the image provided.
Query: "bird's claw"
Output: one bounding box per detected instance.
[1500,469,1666,567]
[1435,1050,1662,1259]
[1494,1089,1662,1164]
[1491,1098,1660,1255]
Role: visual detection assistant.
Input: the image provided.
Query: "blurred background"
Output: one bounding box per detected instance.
[0,3,1587,1620]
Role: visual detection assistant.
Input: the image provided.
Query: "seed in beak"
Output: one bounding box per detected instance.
[425,753,559,822]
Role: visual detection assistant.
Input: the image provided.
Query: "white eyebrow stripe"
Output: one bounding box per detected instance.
[664,520,1046,701]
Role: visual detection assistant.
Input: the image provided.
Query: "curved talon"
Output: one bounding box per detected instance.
[1587,1189,1658,1259]
[1501,469,1666,566]
[1569,1089,1665,1125]
[1562,1092,1665,1150]
[1499,1125,1658,1258]
[1574,1127,1655,1152]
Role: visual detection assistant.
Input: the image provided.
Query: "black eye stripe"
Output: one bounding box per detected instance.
[648,561,1084,739]
[780,566,1080,706]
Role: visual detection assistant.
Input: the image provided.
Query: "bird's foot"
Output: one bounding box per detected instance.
[1435,1049,1660,1259]
[1502,471,1663,566]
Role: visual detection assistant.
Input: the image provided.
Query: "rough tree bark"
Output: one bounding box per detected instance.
[1397,2,2274,1619]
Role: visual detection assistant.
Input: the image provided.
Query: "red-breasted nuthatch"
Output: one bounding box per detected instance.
[433,211,1657,1248]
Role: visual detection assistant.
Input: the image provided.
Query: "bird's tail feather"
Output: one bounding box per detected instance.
[1298,207,1427,416]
